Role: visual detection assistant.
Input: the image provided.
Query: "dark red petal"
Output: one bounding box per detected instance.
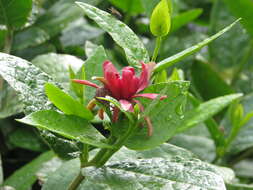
[137,62,155,92]
[72,79,99,88]
[103,61,119,80]
[132,93,167,100]
[121,68,136,99]
[105,72,121,99]
[119,100,134,112]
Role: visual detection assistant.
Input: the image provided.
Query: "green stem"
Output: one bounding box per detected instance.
[3,30,13,54]
[96,122,138,167]
[152,36,162,62]
[80,144,89,167]
[231,39,253,85]
[68,171,85,190]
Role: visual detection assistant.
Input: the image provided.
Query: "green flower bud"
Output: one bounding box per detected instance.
[150,0,171,37]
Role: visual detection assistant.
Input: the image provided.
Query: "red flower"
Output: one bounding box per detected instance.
[73,61,166,110]
[73,61,167,136]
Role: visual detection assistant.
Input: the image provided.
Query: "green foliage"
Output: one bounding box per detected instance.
[76,2,149,68]
[43,144,230,190]
[109,0,144,15]
[154,19,241,73]
[191,59,234,100]
[150,0,171,37]
[45,83,93,120]
[4,151,54,190]
[8,128,48,152]
[0,0,32,29]
[0,153,2,185]
[32,53,84,90]
[222,0,253,36]
[18,110,113,149]
[171,8,203,33]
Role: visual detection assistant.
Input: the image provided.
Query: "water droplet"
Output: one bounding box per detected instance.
[176,104,184,116]
[166,115,172,121]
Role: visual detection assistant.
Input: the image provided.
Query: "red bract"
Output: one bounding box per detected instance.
[73,61,166,110]
[73,61,167,136]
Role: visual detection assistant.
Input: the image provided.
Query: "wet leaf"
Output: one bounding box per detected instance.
[45,83,93,120]
[4,151,54,190]
[76,2,149,68]
[18,110,113,149]
[43,144,228,190]
[32,53,84,90]
[0,0,32,29]
[125,81,190,150]
[154,19,241,73]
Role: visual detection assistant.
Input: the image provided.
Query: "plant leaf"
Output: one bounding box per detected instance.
[0,82,23,118]
[3,151,54,190]
[177,94,243,133]
[125,81,190,150]
[154,19,241,73]
[45,83,93,120]
[0,0,32,29]
[17,110,113,149]
[108,0,144,15]
[0,53,88,159]
[222,0,253,36]
[74,46,108,101]
[8,128,48,152]
[76,2,149,68]
[43,144,228,190]
[0,53,54,113]
[191,59,234,100]
[0,153,3,185]
[32,53,84,90]
[171,9,203,33]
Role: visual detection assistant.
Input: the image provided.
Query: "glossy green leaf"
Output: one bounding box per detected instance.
[141,0,160,17]
[171,9,203,33]
[43,144,227,190]
[60,18,104,48]
[17,110,113,149]
[0,153,3,185]
[13,27,50,51]
[108,0,144,14]
[222,0,253,36]
[0,53,87,159]
[177,94,243,133]
[82,45,108,101]
[171,134,216,162]
[227,183,253,190]
[191,59,234,100]
[45,83,93,120]
[0,81,23,118]
[0,0,32,29]
[85,41,99,57]
[233,159,253,179]
[8,128,48,152]
[36,157,63,184]
[154,19,241,73]
[4,151,54,190]
[150,0,171,37]
[76,2,149,68]
[42,158,80,190]
[13,0,101,50]
[125,81,190,150]
[224,93,253,154]
[0,53,54,113]
[40,130,80,160]
[32,53,84,90]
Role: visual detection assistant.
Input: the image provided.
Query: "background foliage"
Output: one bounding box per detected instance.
[0,0,253,189]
